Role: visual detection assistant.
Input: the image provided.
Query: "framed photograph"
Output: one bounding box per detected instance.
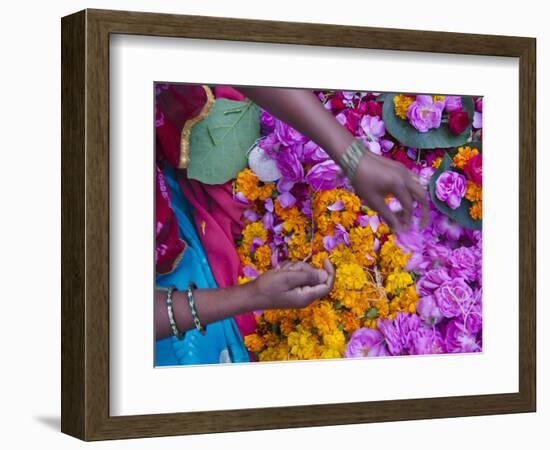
[61,9,536,441]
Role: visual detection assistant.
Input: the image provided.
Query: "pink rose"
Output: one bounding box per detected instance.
[448,110,470,135]
[435,170,466,209]
[444,96,462,113]
[435,278,474,318]
[407,95,445,132]
[464,153,482,185]
[305,160,345,191]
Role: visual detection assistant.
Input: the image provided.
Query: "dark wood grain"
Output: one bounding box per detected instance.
[61,8,537,441]
[61,10,86,438]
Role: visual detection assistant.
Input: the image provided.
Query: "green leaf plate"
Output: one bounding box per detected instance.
[187,98,260,184]
[382,94,475,149]
[428,142,482,230]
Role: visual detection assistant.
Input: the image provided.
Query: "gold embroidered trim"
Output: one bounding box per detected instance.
[156,238,187,276]
[178,85,215,169]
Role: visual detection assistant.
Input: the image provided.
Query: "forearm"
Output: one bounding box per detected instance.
[239,87,354,162]
[154,283,257,341]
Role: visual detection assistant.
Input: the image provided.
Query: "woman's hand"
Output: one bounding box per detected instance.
[353,151,429,231]
[238,87,428,232]
[251,259,335,310]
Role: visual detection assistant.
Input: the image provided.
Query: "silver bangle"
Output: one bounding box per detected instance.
[165,285,185,340]
[339,139,367,182]
[186,282,206,335]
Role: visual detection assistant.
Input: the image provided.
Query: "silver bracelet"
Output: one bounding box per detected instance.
[165,285,185,340]
[339,139,367,182]
[186,282,206,335]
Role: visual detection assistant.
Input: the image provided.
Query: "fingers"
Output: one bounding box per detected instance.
[322,259,335,289]
[293,283,332,304]
[407,177,430,228]
[369,196,401,232]
[282,268,327,290]
[392,184,414,229]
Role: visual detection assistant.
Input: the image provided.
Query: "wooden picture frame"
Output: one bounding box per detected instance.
[61,8,536,441]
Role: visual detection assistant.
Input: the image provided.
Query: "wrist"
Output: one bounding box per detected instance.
[338,138,368,183]
[234,280,267,313]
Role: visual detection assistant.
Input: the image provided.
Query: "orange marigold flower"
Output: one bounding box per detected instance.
[244,333,266,353]
[465,180,482,203]
[469,201,482,220]
[254,245,272,272]
[340,310,360,334]
[393,94,414,120]
[453,146,479,170]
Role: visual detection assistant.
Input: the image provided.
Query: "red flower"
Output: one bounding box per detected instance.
[448,110,470,135]
[364,100,382,117]
[464,153,482,185]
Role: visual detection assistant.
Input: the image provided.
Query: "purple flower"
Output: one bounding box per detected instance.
[407,95,445,132]
[322,224,350,252]
[444,96,462,113]
[473,111,483,129]
[377,318,403,355]
[265,197,274,213]
[301,199,312,218]
[425,241,452,265]
[243,209,258,222]
[377,313,423,356]
[234,191,251,205]
[260,110,276,132]
[243,265,259,279]
[274,120,307,147]
[448,246,478,281]
[278,191,296,209]
[435,170,466,209]
[250,237,264,253]
[360,115,386,154]
[357,213,380,232]
[463,289,483,334]
[262,212,274,230]
[408,326,444,355]
[433,213,462,241]
[416,295,444,325]
[381,139,395,153]
[344,328,389,358]
[305,160,345,191]
[276,177,295,193]
[302,140,329,164]
[444,320,481,353]
[416,268,452,296]
[275,147,304,182]
[435,278,474,318]
[417,166,435,188]
[328,199,345,211]
[258,133,280,158]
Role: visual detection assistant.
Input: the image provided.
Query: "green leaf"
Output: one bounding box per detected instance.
[187,99,261,184]
[382,94,475,149]
[366,307,379,319]
[428,144,482,230]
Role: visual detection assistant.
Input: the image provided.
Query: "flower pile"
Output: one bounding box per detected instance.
[234,90,483,361]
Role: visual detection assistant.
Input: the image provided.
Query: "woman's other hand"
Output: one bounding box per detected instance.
[251,259,335,310]
[353,151,429,231]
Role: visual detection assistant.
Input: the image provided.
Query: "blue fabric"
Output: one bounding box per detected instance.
[155,166,249,366]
